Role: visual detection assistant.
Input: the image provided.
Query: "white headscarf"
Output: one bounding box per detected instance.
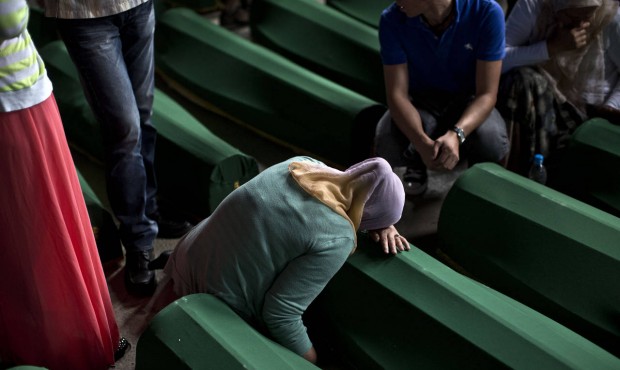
[533,0,618,112]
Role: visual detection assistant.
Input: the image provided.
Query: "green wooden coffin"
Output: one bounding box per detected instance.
[250,0,384,103]
[163,0,217,13]
[437,163,620,357]
[325,0,392,28]
[308,235,620,369]
[77,169,123,262]
[136,294,320,370]
[553,118,620,217]
[155,7,385,167]
[152,90,259,217]
[39,41,259,218]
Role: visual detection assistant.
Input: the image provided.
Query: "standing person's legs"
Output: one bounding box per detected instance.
[118,0,158,223]
[56,3,158,295]
[121,0,193,238]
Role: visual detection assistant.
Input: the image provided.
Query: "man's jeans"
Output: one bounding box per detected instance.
[375,93,510,169]
[56,0,158,253]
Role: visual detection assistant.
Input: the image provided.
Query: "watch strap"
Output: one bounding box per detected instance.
[451,126,465,145]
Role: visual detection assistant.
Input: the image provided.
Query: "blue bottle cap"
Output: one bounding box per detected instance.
[534,154,544,165]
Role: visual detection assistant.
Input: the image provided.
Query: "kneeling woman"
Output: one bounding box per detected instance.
[162,156,408,363]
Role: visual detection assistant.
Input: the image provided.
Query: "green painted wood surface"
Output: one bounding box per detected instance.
[39,41,259,218]
[560,118,620,217]
[325,0,392,28]
[152,89,259,216]
[155,7,385,167]
[438,163,620,357]
[136,294,320,370]
[161,0,218,12]
[251,0,384,103]
[310,235,620,369]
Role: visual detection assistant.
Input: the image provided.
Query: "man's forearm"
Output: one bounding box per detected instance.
[387,95,431,148]
[455,93,497,136]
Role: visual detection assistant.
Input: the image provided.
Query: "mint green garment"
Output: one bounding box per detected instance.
[165,156,355,356]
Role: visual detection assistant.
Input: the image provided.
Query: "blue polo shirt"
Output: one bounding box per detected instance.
[379,0,505,95]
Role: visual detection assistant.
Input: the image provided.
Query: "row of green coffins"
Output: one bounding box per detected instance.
[247,0,620,216]
[324,0,391,28]
[39,41,259,224]
[136,156,620,367]
[28,3,385,166]
[155,7,385,167]
[136,231,620,369]
[149,0,390,28]
[155,5,620,214]
[135,75,619,369]
[35,7,617,362]
[250,0,385,103]
[439,162,620,358]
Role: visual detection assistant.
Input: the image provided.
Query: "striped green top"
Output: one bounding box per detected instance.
[0,0,52,112]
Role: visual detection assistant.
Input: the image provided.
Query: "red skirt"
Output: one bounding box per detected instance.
[0,95,119,370]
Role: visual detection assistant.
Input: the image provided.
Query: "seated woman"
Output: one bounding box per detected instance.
[156,156,408,364]
[498,0,620,174]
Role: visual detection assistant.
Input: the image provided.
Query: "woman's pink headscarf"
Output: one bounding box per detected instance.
[289,157,405,243]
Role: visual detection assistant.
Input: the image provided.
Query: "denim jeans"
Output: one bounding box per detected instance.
[56,0,158,252]
[375,93,510,169]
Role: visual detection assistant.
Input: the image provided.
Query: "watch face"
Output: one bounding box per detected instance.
[452,127,465,144]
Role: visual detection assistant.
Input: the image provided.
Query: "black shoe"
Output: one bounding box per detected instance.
[401,145,428,196]
[402,167,428,196]
[148,250,173,270]
[124,250,156,296]
[114,337,131,362]
[153,215,193,239]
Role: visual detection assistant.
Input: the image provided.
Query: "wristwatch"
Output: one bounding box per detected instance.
[451,126,466,145]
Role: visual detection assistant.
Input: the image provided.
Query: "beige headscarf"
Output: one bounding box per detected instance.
[533,0,618,113]
[289,157,405,251]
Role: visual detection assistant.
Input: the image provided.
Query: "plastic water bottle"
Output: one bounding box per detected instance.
[528,154,547,185]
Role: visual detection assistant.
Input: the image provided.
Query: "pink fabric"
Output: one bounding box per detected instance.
[351,158,405,231]
[0,95,119,370]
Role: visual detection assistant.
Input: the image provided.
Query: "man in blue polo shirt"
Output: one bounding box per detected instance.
[375,0,510,195]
